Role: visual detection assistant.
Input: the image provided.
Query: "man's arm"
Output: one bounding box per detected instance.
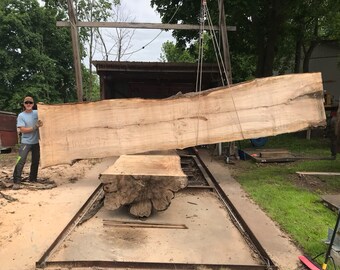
[18,126,35,134]
[18,120,43,134]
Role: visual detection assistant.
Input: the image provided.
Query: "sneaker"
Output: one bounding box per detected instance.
[12,183,21,190]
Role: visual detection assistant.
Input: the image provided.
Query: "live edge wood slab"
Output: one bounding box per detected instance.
[38,73,326,168]
[100,154,188,217]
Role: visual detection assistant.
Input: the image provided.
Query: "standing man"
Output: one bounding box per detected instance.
[13,96,43,189]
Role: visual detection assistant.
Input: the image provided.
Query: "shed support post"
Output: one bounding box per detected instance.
[67,0,83,102]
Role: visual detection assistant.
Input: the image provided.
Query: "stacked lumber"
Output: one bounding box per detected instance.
[100,154,188,217]
[38,73,326,168]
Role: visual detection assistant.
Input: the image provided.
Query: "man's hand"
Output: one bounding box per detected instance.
[33,120,43,131]
[36,120,43,128]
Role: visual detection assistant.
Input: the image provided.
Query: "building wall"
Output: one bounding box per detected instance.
[309,42,340,103]
[94,62,222,100]
[0,111,17,149]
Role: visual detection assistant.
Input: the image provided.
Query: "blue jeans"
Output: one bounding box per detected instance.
[13,143,40,183]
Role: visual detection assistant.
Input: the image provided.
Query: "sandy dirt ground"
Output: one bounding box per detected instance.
[0,150,303,270]
[0,152,117,270]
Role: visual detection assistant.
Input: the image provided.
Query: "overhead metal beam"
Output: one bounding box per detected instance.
[57,21,236,31]
[58,4,236,103]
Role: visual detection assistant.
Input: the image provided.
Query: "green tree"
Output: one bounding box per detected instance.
[38,0,119,102]
[150,0,259,81]
[151,0,339,80]
[82,68,100,101]
[160,41,195,63]
[74,0,119,100]
[0,0,76,112]
[289,0,340,73]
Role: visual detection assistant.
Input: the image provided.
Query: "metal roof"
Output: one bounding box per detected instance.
[92,61,221,74]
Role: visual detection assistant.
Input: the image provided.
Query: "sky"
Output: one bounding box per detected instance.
[93,0,175,62]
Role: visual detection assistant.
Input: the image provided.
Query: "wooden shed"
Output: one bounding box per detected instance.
[0,111,17,151]
[92,61,222,100]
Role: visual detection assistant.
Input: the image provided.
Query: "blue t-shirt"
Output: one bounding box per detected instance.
[17,110,39,144]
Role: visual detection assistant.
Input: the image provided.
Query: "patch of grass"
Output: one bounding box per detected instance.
[239,133,331,156]
[233,133,340,264]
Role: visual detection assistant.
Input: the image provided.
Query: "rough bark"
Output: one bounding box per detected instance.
[255,0,284,77]
[100,154,187,217]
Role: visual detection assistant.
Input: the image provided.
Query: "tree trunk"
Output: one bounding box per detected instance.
[100,154,188,217]
[302,19,319,73]
[256,0,283,78]
[294,23,304,73]
[302,38,318,73]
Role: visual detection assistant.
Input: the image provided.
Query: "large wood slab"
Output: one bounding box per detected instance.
[38,73,326,167]
[100,154,188,217]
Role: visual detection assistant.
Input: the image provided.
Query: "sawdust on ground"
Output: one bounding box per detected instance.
[0,150,302,270]
[0,151,115,270]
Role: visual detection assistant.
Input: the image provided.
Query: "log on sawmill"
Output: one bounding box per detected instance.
[38,73,326,168]
[100,154,188,217]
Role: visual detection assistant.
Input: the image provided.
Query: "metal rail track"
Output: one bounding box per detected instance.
[192,148,277,270]
[36,148,277,270]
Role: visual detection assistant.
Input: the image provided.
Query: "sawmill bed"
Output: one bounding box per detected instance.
[35,150,277,270]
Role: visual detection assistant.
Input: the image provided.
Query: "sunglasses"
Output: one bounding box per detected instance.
[24,101,33,104]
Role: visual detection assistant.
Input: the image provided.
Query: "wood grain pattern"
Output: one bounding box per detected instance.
[38,73,326,167]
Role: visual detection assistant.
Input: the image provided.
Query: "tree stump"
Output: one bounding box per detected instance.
[100,154,188,217]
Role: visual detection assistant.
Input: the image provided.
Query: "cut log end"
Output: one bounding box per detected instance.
[101,154,188,217]
[152,190,174,211]
[129,200,152,217]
